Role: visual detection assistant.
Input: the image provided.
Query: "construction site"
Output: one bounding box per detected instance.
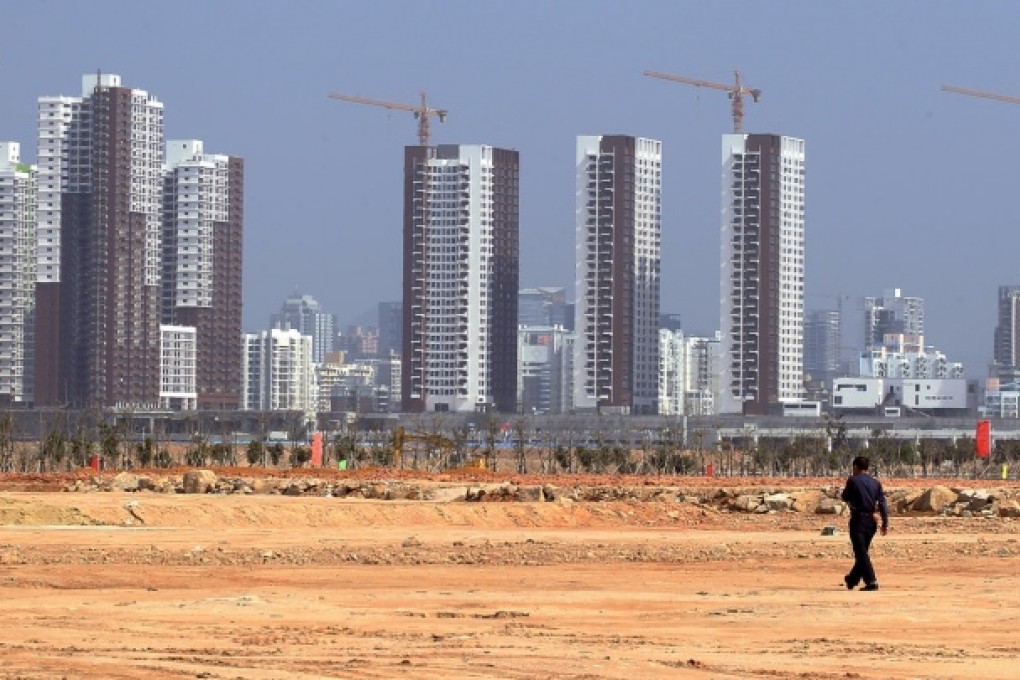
[2,464,1020,678]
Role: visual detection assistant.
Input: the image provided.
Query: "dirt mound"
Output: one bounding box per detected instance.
[0,496,100,526]
[0,491,717,531]
[4,465,1017,492]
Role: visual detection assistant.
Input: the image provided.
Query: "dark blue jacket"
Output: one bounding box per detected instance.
[841,472,889,528]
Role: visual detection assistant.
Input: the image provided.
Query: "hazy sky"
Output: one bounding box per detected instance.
[3,1,1019,378]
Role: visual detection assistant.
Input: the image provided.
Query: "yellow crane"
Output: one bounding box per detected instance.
[643,69,761,133]
[327,90,448,147]
[942,84,1020,107]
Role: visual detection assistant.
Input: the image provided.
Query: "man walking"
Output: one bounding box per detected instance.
[841,455,889,591]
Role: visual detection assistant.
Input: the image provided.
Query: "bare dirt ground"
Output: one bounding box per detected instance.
[2,472,1020,679]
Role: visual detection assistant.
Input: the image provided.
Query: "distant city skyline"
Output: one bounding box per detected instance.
[5,1,1020,379]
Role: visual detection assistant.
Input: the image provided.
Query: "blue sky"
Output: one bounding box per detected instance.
[3,1,1019,378]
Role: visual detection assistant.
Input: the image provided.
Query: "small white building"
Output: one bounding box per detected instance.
[832,377,968,413]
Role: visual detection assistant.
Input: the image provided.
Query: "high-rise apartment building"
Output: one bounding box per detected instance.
[659,313,683,332]
[159,325,197,410]
[35,74,165,408]
[163,139,244,409]
[573,135,662,415]
[519,287,572,329]
[0,142,36,404]
[518,326,573,414]
[720,133,806,415]
[241,328,314,412]
[993,285,1020,372]
[659,329,720,417]
[377,301,403,359]
[402,144,519,413]
[375,351,402,412]
[336,325,378,360]
[864,288,923,349]
[270,292,335,363]
[804,308,841,386]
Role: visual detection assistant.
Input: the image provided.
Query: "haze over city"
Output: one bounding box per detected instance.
[3,0,1019,378]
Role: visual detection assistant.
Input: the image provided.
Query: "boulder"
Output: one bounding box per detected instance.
[386,484,411,500]
[731,494,761,513]
[911,486,957,513]
[816,498,845,515]
[110,472,141,492]
[959,489,993,511]
[249,479,273,494]
[999,500,1020,518]
[283,483,305,496]
[155,477,177,494]
[893,490,923,513]
[790,490,825,513]
[515,485,543,502]
[711,488,732,501]
[764,493,793,511]
[182,469,218,494]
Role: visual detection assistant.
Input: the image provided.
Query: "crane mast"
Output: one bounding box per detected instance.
[643,68,762,133]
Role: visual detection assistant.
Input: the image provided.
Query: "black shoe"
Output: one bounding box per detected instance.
[844,575,858,590]
[861,583,879,591]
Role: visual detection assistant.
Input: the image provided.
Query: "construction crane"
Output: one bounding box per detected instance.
[328,90,448,406]
[327,90,448,147]
[643,69,761,133]
[941,84,1020,107]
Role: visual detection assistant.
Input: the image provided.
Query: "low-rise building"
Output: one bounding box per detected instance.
[859,340,963,379]
[832,377,969,414]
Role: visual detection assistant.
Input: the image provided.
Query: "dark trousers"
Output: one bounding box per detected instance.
[847,515,878,586]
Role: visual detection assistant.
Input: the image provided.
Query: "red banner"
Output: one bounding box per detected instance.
[311,432,323,467]
[976,420,991,458]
